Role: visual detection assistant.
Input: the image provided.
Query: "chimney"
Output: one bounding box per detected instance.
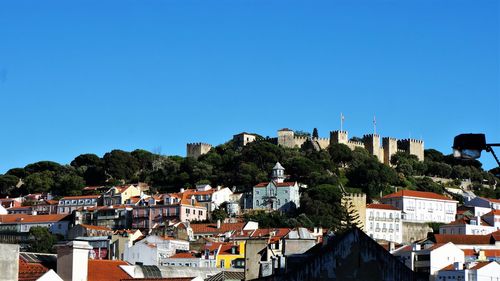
[57,241,92,281]
[0,243,19,281]
[453,262,463,270]
[389,242,395,252]
[217,219,221,229]
[180,188,185,193]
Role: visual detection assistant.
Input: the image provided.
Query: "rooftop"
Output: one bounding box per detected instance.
[366,203,400,211]
[88,259,130,281]
[0,214,70,224]
[382,190,456,202]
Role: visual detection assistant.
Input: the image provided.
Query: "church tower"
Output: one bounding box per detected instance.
[271,162,285,183]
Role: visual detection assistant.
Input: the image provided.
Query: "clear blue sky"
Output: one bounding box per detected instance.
[0,0,499,173]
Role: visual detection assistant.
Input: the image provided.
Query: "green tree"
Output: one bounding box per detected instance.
[70,153,103,168]
[24,161,63,174]
[312,128,319,139]
[27,226,57,253]
[24,171,55,194]
[54,173,85,196]
[328,143,353,167]
[211,208,228,222]
[0,174,19,196]
[103,150,140,181]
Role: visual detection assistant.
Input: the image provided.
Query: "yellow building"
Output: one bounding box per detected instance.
[103,185,142,205]
[212,241,246,269]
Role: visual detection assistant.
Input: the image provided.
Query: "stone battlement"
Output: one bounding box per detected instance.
[347,140,364,147]
[187,142,212,147]
[398,138,424,144]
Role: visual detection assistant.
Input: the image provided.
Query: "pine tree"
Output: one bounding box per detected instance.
[312,128,319,139]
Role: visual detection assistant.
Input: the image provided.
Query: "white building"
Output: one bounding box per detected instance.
[436,261,500,281]
[181,185,233,217]
[440,216,496,235]
[58,195,100,214]
[124,235,189,266]
[365,204,403,244]
[393,242,465,278]
[380,190,458,223]
[252,162,300,212]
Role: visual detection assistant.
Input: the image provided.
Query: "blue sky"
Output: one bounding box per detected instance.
[0,0,499,173]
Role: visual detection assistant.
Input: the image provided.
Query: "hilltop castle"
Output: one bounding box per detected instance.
[187,128,424,164]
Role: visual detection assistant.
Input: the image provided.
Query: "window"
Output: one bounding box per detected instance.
[277,199,280,206]
[256,200,259,206]
[220,260,225,268]
[186,208,190,214]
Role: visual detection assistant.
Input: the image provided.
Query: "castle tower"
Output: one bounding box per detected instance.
[330,130,349,145]
[186,143,212,159]
[363,134,382,162]
[341,193,367,231]
[382,137,398,165]
[277,128,295,148]
[271,162,285,183]
[397,139,425,161]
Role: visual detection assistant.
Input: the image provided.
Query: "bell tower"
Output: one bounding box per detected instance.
[271,162,285,183]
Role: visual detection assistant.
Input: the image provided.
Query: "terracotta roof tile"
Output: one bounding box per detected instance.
[80,224,114,232]
[382,190,456,201]
[434,234,492,245]
[254,181,296,188]
[18,259,49,281]
[88,259,130,281]
[169,252,199,259]
[366,204,400,211]
[0,214,70,224]
[470,261,492,270]
[61,195,100,200]
[189,222,245,234]
[479,197,500,204]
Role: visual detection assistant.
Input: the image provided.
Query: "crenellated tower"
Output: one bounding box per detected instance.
[382,137,398,165]
[186,143,212,159]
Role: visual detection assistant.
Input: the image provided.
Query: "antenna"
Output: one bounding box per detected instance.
[373,115,377,135]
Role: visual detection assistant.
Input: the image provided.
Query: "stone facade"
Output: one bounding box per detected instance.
[233,132,257,147]
[342,193,366,231]
[186,143,212,159]
[276,128,424,165]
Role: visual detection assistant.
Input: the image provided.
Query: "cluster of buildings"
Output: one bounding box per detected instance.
[1,161,500,280]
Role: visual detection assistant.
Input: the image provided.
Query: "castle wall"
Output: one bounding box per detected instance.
[382,137,398,165]
[397,139,425,161]
[277,129,296,148]
[316,138,330,150]
[186,143,212,159]
[342,193,366,231]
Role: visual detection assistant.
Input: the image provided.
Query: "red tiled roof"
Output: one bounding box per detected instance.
[382,190,456,201]
[427,243,446,251]
[88,259,130,281]
[439,263,455,271]
[61,195,100,200]
[0,214,70,224]
[462,248,500,257]
[470,262,492,270]
[366,204,400,211]
[169,252,198,259]
[251,228,291,242]
[189,222,246,234]
[183,189,216,196]
[444,217,491,227]
[434,234,492,245]
[254,181,296,188]
[18,259,49,281]
[480,197,500,204]
[80,224,113,232]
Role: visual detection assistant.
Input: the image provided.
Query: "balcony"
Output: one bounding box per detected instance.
[395,218,400,222]
[382,228,387,232]
[388,229,393,233]
[375,228,381,232]
[368,216,374,221]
